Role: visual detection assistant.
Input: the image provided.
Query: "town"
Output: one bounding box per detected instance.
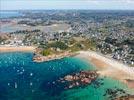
[0,10,134,66]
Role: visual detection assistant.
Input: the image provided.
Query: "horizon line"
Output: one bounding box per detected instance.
[1,9,134,11]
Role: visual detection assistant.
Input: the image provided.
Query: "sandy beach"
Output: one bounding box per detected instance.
[0,45,36,52]
[76,51,134,89]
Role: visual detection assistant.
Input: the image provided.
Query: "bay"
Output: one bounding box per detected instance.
[0,52,133,100]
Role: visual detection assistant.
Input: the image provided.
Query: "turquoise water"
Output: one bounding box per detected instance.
[0,52,133,100]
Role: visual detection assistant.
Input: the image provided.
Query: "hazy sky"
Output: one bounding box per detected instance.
[1,0,134,10]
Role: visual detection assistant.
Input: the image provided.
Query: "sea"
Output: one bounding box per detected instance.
[0,52,133,100]
[0,11,22,19]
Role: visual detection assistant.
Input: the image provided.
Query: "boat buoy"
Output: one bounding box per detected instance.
[15,82,17,89]
[8,83,10,86]
[30,73,33,76]
[30,82,33,86]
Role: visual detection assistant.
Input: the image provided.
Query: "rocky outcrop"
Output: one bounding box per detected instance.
[58,70,98,89]
[33,51,78,62]
[103,88,133,100]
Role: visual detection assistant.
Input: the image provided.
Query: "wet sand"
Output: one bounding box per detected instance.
[76,51,134,89]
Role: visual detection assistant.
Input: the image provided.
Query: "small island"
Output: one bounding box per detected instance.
[57,70,98,89]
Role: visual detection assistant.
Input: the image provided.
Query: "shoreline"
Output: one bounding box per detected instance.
[0,45,36,52]
[76,51,134,89]
[0,47,134,89]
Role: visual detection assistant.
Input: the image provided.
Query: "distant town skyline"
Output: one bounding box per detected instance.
[0,0,134,10]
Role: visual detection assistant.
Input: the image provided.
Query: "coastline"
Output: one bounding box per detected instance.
[0,46,134,89]
[33,50,79,62]
[0,45,36,52]
[76,51,134,89]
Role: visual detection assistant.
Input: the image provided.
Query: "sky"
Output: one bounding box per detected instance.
[0,0,134,10]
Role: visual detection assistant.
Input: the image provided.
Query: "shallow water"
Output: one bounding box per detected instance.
[0,52,133,100]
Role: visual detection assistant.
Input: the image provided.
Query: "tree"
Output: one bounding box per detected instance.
[48,41,68,50]
[41,49,51,56]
